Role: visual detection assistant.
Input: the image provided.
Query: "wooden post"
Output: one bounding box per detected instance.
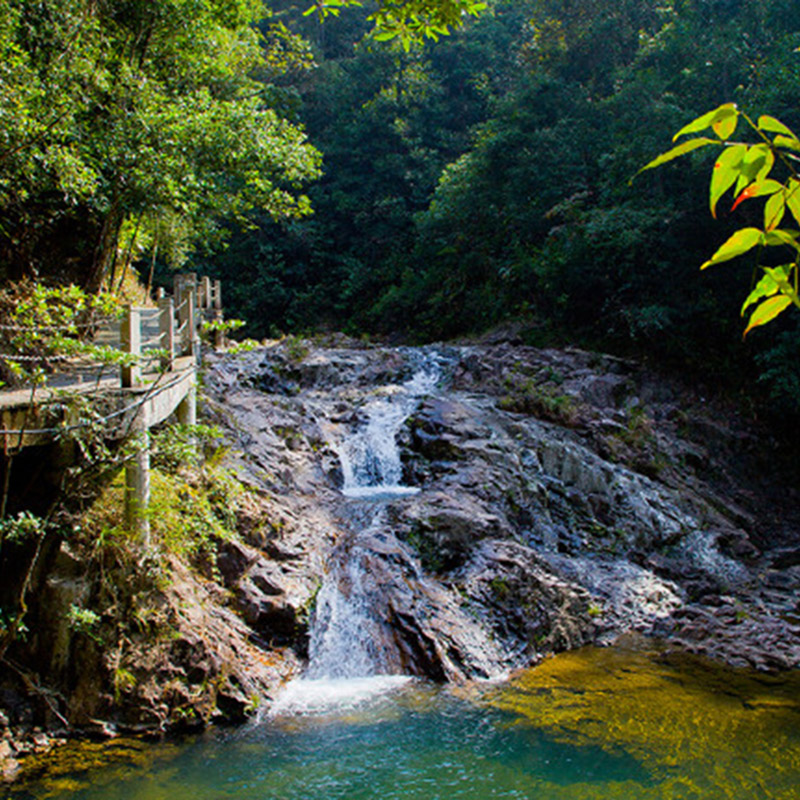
[158,296,175,372]
[200,276,211,311]
[178,286,196,357]
[156,287,165,300]
[125,406,151,545]
[212,310,224,349]
[177,383,197,428]
[121,304,141,387]
[213,280,222,311]
[184,272,197,304]
[186,286,197,357]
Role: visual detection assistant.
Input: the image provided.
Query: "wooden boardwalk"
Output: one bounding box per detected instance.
[0,274,223,536]
[0,308,193,448]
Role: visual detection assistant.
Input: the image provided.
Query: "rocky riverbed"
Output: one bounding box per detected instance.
[203,336,800,676]
[3,335,800,781]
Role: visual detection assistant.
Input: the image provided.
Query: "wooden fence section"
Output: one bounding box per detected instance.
[0,273,224,540]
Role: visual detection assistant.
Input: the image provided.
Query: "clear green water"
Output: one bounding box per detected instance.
[9,645,800,800]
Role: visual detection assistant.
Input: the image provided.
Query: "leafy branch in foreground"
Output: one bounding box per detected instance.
[636,103,800,337]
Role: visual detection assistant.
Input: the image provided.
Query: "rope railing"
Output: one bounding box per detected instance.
[0,273,224,536]
[0,317,116,333]
[1,272,221,398]
[0,352,73,363]
[0,368,191,438]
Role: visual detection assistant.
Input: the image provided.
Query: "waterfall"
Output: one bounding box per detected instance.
[335,352,441,498]
[269,351,444,715]
[269,515,417,716]
[306,544,389,680]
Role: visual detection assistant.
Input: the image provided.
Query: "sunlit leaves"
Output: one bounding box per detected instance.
[734,144,774,196]
[672,103,738,142]
[710,144,746,218]
[635,137,716,176]
[739,265,799,338]
[742,269,785,315]
[730,178,782,213]
[773,135,800,153]
[643,105,800,337]
[764,191,785,231]
[758,115,797,139]
[743,295,793,336]
[304,0,488,49]
[712,111,738,140]
[0,0,323,286]
[786,180,800,227]
[700,228,763,270]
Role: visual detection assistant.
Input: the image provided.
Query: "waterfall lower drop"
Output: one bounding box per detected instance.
[269,351,444,717]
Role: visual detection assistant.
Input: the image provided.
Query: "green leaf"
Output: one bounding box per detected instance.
[713,112,737,140]
[764,229,800,250]
[786,179,800,226]
[774,135,800,153]
[730,178,782,212]
[764,191,785,231]
[700,227,763,270]
[762,265,798,299]
[733,144,774,196]
[743,294,792,337]
[758,115,797,138]
[709,144,746,218]
[741,271,781,315]
[672,104,737,142]
[634,138,716,179]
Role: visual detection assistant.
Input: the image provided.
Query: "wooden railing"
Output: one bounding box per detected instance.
[0,273,226,540]
[120,272,223,386]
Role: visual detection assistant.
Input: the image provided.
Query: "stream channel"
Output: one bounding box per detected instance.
[8,351,800,799]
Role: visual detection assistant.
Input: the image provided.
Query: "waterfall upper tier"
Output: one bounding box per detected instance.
[329,349,445,498]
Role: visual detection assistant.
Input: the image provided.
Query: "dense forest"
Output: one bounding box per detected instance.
[3,0,800,411]
[197,0,800,416]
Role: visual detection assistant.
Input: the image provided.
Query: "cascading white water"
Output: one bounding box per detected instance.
[306,547,387,680]
[336,354,441,498]
[269,351,445,716]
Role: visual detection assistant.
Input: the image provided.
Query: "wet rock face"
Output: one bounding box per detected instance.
[202,339,800,678]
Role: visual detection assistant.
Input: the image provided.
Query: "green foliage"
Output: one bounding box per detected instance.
[0,0,322,288]
[305,0,488,50]
[0,282,125,386]
[201,318,246,337]
[0,510,45,546]
[405,526,446,573]
[66,604,103,644]
[641,103,800,336]
[227,338,261,354]
[85,457,240,565]
[498,378,579,427]
[150,423,224,472]
[284,334,310,363]
[200,0,799,412]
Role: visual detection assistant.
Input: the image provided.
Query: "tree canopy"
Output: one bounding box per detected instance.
[0,0,323,289]
[4,0,800,416]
